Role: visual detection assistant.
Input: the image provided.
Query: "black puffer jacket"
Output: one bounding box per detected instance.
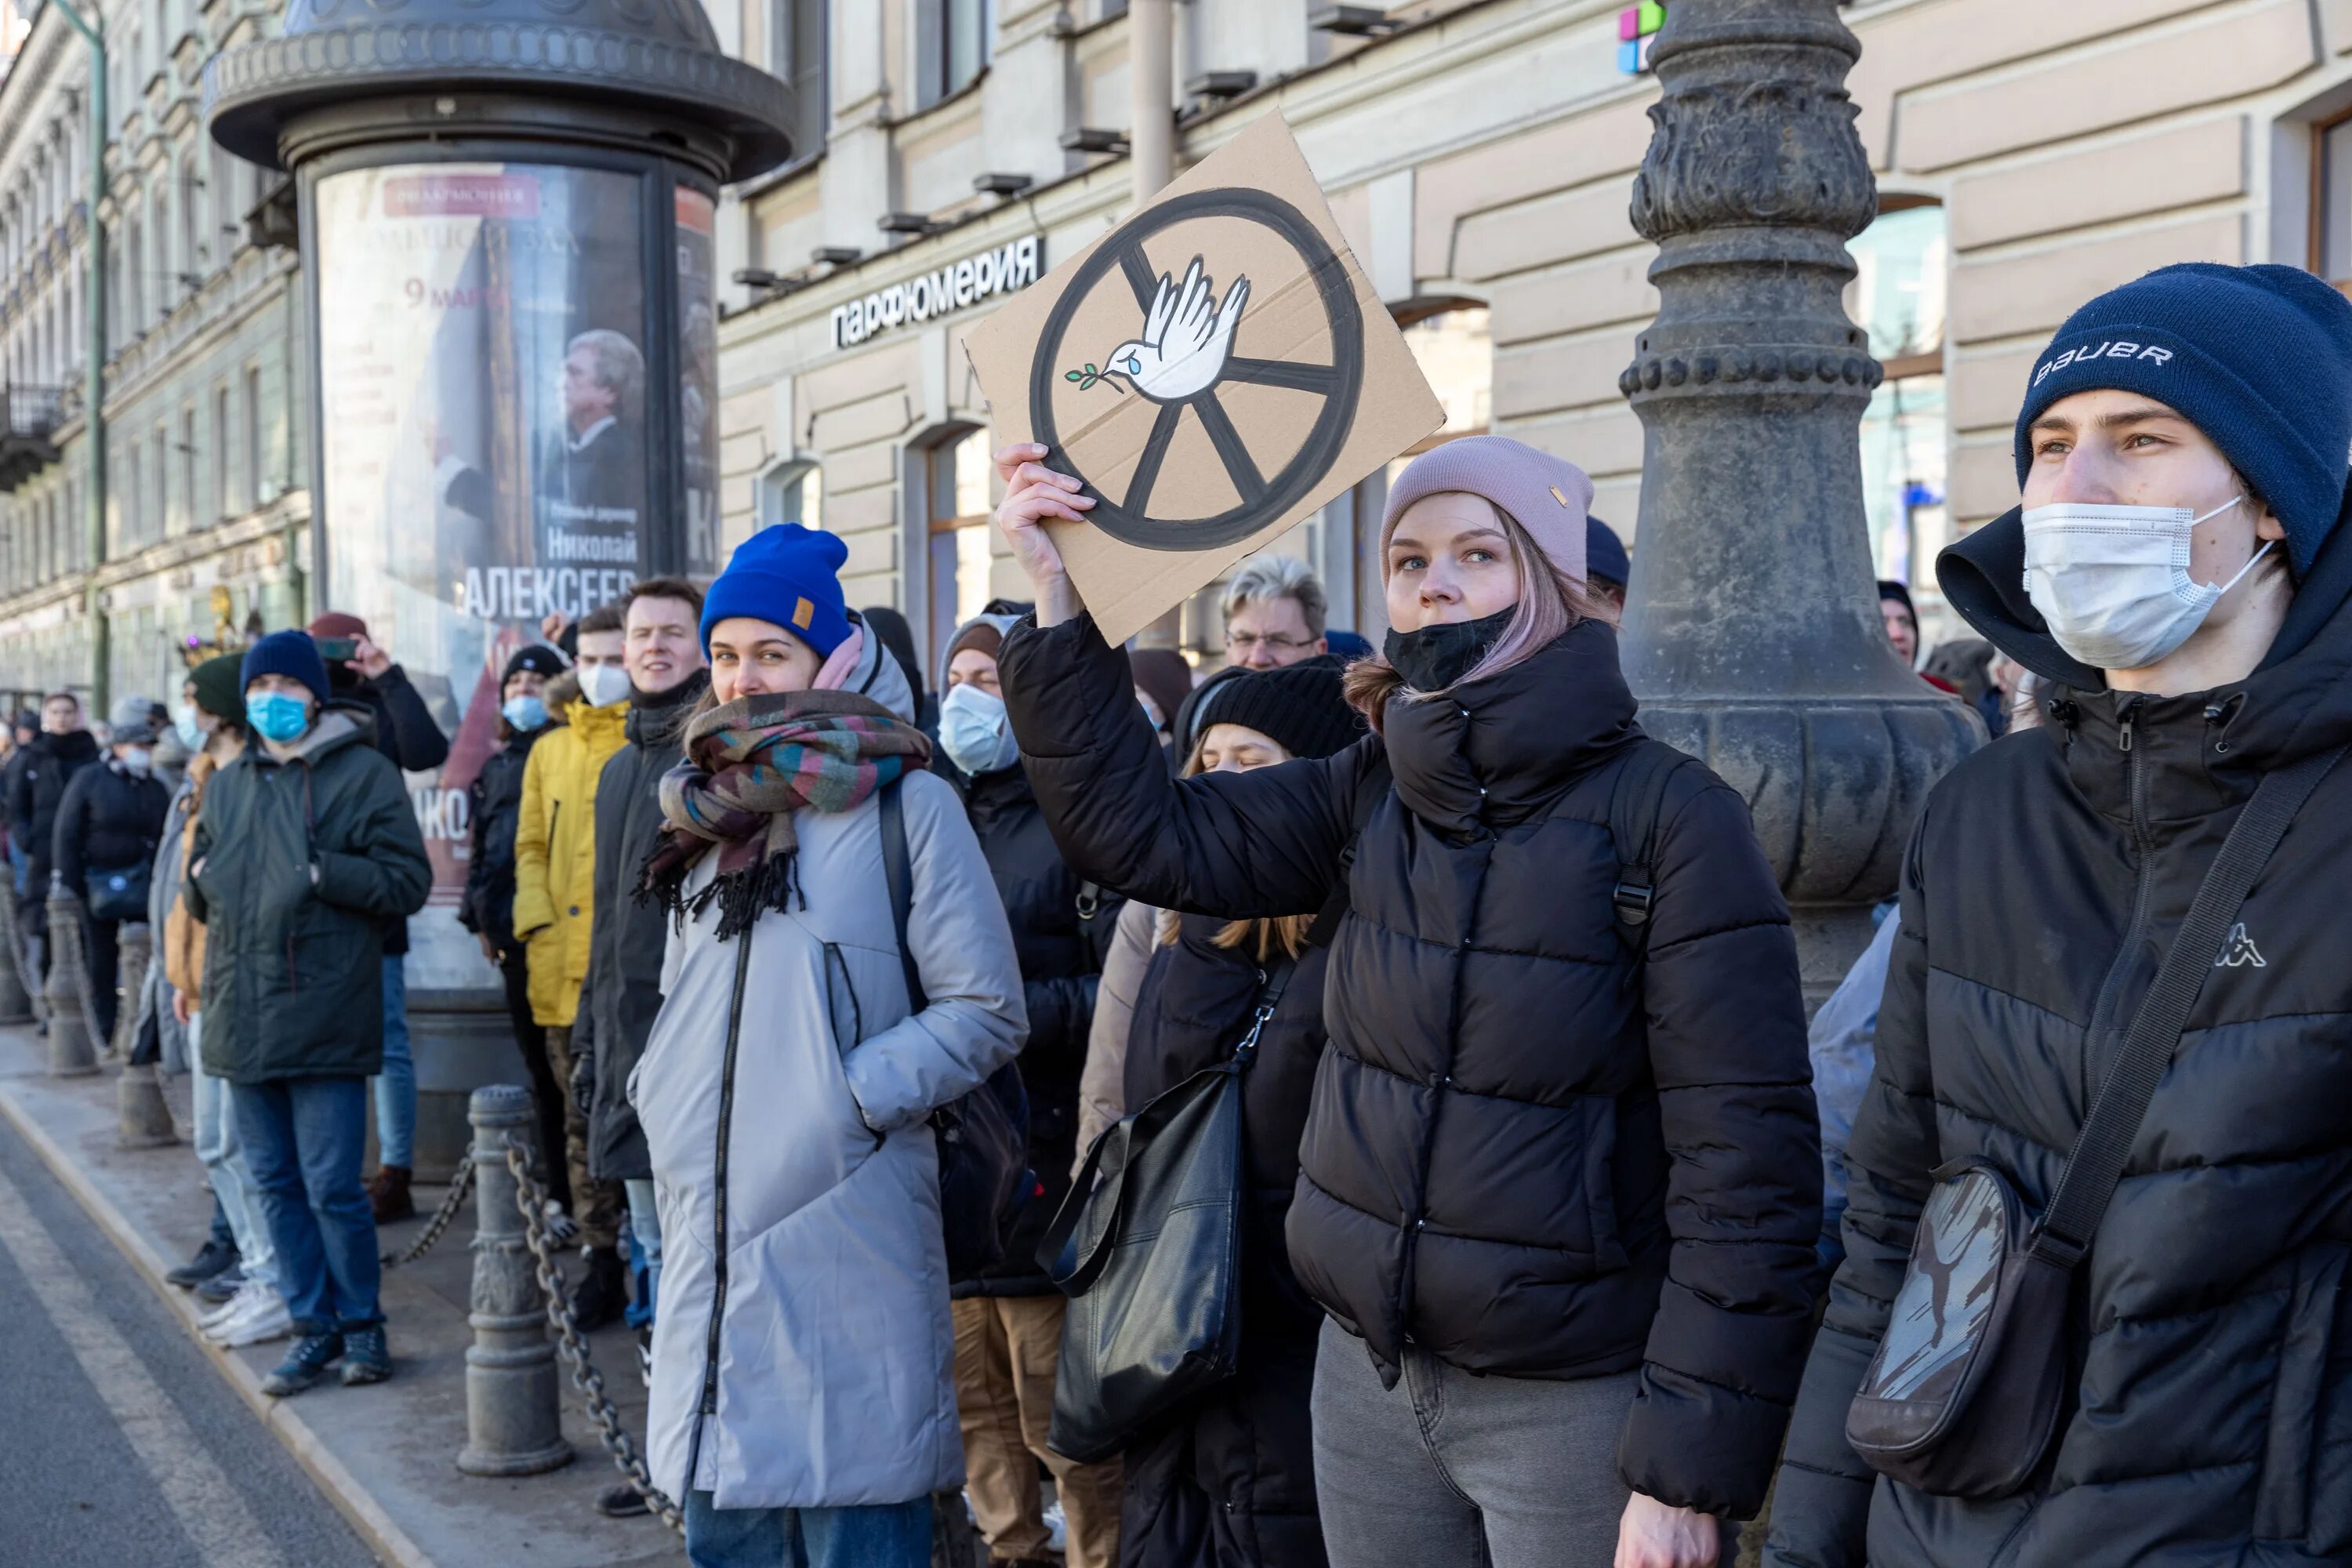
[1122,913,1330,1568]
[9,728,98,891]
[958,760,1118,1297]
[459,725,548,956]
[51,757,170,901]
[583,672,706,1184]
[1000,612,1820,1519]
[1768,509,2352,1568]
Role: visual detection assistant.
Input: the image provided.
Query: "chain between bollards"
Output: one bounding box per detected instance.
[382,1156,474,1269]
[500,1129,684,1534]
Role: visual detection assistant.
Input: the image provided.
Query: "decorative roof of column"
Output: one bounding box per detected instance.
[203,0,795,182]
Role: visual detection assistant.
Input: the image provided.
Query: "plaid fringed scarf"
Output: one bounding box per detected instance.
[637,689,935,941]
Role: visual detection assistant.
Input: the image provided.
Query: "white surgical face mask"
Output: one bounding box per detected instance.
[2022,495,2272,672]
[121,747,152,777]
[577,662,632,708]
[939,681,1019,777]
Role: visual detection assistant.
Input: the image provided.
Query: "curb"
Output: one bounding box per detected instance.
[0,1080,439,1568]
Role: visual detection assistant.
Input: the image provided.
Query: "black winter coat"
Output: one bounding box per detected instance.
[183,706,434,1083]
[1000,612,1821,1520]
[1121,914,1330,1568]
[459,726,547,956]
[1768,509,2352,1568]
[583,673,706,1183]
[9,728,98,890]
[51,758,169,902]
[957,762,1119,1296]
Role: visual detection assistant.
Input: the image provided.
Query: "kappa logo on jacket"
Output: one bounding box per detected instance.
[2214,922,2266,968]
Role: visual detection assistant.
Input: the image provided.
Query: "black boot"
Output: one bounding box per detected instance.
[569,1247,628,1331]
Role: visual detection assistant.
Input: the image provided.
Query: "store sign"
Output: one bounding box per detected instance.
[830,234,1044,350]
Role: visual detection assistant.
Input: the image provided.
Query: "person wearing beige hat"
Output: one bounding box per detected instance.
[986,435,1818,1568]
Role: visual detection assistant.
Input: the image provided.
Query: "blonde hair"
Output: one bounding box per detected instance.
[1342,501,1588,733]
[1159,728,1315,960]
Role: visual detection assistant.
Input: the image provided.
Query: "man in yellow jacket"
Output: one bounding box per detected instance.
[515,602,633,1327]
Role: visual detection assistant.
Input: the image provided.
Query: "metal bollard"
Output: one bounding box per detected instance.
[0,878,33,1026]
[456,1083,572,1477]
[43,895,94,1077]
[111,923,152,1061]
[117,1062,178,1148]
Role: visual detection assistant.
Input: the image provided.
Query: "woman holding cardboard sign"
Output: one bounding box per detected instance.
[989,436,1820,1568]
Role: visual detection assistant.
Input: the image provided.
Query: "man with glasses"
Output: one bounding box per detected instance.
[1174,555,1335,753]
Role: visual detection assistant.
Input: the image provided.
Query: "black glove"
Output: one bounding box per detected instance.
[570,1047,595,1120]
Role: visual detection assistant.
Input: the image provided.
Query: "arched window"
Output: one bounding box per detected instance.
[1849,198,1949,597]
[923,424,993,661]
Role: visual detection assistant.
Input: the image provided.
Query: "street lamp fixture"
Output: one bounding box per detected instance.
[811,246,863,267]
[1184,71,1258,100]
[974,172,1033,197]
[878,212,947,237]
[1060,127,1131,155]
[1308,6,1405,37]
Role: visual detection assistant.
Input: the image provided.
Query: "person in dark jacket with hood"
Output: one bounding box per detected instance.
[306,612,452,1225]
[458,642,570,1215]
[183,630,432,1399]
[1766,266,2352,1568]
[9,690,98,982]
[935,605,1124,1568]
[1082,657,1363,1568]
[52,694,171,1043]
[991,435,1819,1568]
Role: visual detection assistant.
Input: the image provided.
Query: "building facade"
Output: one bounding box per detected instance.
[0,0,303,715]
[710,0,2352,673]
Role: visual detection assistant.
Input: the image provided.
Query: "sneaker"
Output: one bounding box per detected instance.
[196,1276,252,1329]
[568,1247,628,1332]
[594,1483,651,1519]
[1044,1497,1068,1555]
[339,1325,391,1386]
[165,1239,238,1290]
[194,1265,247,1305]
[367,1165,415,1225]
[260,1332,344,1397]
[205,1283,294,1348]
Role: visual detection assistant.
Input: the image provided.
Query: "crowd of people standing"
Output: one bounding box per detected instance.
[0,260,2347,1568]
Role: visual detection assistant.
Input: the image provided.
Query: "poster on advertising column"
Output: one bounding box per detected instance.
[314,162,679,986]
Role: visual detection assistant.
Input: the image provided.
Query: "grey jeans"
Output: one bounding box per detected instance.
[1312,1318,1730,1568]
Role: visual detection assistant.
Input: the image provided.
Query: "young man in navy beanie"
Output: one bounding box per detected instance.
[1768,266,2352,1567]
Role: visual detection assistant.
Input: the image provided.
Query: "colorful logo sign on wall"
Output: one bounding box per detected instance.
[1617,2,1664,74]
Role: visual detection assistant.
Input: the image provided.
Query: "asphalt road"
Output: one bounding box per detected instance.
[0,1112,382,1568]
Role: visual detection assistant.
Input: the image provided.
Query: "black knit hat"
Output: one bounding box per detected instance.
[188,654,245,724]
[1198,655,1360,761]
[503,644,568,684]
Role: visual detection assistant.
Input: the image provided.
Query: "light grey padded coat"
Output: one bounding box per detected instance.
[631,631,1029,1511]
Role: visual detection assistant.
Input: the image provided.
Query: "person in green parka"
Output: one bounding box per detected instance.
[183,630,431,1397]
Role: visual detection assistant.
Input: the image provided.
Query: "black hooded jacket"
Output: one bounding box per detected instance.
[9,728,99,891]
[459,724,549,955]
[955,761,1119,1297]
[1000,611,1820,1519]
[1767,506,2352,1567]
[52,757,170,902]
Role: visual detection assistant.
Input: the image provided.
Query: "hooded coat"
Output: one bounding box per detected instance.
[942,609,1119,1297]
[458,723,549,956]
[182,706,434,1083]
[9,728,99,893]
[515,692,630,1026]
[581,668,708,1184]
[1766,506,2352,1567]
[50,755,169,902]
[999,612,1821,1521]
[631,628,1028,1510]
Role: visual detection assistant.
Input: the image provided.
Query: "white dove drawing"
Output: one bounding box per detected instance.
[1094,256,1251,404]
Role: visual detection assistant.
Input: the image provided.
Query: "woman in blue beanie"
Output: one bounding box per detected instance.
[1768,264,2352,1568]
[627,524,1029,1568]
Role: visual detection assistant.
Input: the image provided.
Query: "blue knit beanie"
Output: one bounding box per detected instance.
[2013,263,2352,575]
[240,629,331,706]
[700,524,854,657]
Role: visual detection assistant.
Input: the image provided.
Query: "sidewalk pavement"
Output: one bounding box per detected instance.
[0,1022,686,1568]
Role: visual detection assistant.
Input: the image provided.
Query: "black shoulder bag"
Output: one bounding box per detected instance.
[1846,742,2347,1499]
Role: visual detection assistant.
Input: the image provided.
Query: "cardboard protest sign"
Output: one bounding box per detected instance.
[964,112,1445,646]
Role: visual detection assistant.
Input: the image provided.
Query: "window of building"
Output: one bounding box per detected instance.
[180,406,195,532]
[122,437,140,554]
[1849,201,1949,593]
[771,0,828,163]
[243,365,262,506]
[211,143,235,260]
[926,426,994,659]
[214,384,230,520]
[152,419,169,542]
[180,153,200,274]
[760,458,822,533]
[920,0,991,108]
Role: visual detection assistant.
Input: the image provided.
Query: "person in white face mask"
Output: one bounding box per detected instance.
[1768,263,2352,1568]
[935,605,1127,1568]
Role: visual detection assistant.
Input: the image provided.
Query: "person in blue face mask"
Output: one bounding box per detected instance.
[1767,264,2352,1568]
[180,629,432,1400]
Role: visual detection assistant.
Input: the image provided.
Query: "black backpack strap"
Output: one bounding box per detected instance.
[1307,750,1392,950]
[2033,742,2347,1268]
[1606,739,1693,957]
[878,777,927,1011]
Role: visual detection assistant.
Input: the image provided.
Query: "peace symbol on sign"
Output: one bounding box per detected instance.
[1027,187,1365,553]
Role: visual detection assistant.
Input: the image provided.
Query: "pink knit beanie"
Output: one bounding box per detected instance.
[1378,435,1594,584]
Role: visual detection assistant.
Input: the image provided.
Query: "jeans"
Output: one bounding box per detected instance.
[1309,1317,1735,1568]
[682,1490,931,1568]
[626,1178,662,1318]
[372,955,415,1170]
[82,912,121,1044]
[233,1075,381,1333]
[190,1018,275,1290]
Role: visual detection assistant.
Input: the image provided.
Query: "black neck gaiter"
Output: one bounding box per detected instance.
[1384,608,1515,692]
